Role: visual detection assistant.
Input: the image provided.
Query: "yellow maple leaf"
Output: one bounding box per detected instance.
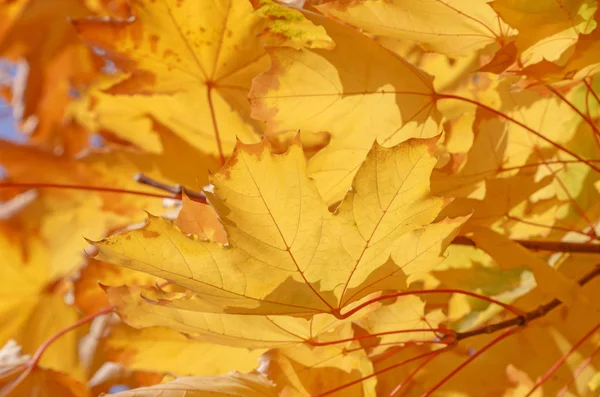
[250,13,442,204]
[92,137,465,353]
[73,0,270,164]
[95,137,464,314]
[316,0,516,57]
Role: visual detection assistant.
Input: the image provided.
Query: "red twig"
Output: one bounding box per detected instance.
[452,235,600,254]
[546,84,600,138]
[389,350,443,396]
[340,289,524,319]
[307,328,449,347]
[1,306,114,397]
[0,182,180,200]
[525,321,600,397]
[312,348,450,397]
[556,342,600,397]
[134,173,206,202]
[421,328,517,396]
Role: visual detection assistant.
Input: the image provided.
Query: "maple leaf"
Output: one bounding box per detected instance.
[4,0,600,395]
[250,12,443,204]
[93,137,465,324]
[73,0,270,165]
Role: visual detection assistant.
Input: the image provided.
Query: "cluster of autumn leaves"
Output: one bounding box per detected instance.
[1,0,600,396]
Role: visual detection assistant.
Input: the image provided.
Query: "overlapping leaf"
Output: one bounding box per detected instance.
[316,0,515,56]
[73,0,270,167]
[250,13,443,204]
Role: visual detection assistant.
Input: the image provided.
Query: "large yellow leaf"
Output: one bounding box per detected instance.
[95,137,464,317]
[73,0,269,164]
[316,0,515,56]
[106,372,277,397]
[250,14,442,204]
[93,138,465,352]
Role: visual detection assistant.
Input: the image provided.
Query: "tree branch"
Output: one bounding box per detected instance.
[455,264,600,342]
[452,235,600,254]
[134,173,206,202]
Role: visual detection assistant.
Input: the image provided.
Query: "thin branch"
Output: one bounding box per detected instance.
[525,321,600,396]
[306,328,448,347]
[4,181,600,253]
[503,215,593,240]
[452,236,600,254]
[389,350,442,396]
[556,342,600,397]
[0,181,180,201]
[340,289,525,319]
[134,173,206,202]
[546,84,600,138]
[312,348,450,397]
[421,328,517,396]
[454,264,600,342]
[2,306,114,397]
